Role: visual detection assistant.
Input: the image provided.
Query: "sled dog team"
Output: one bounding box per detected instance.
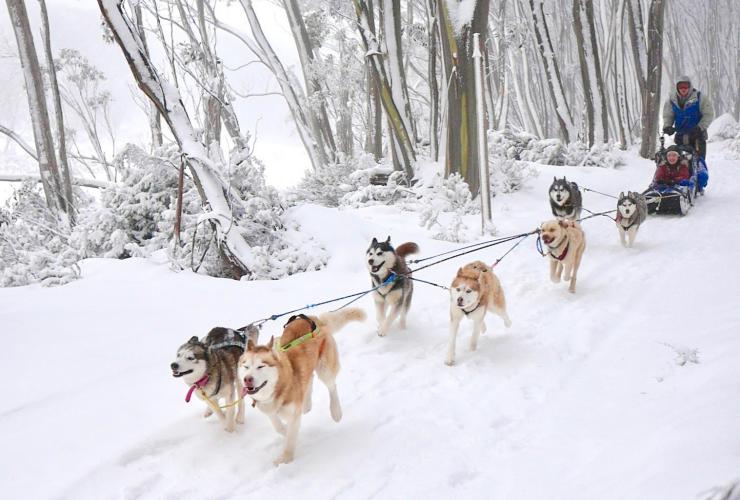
[171,176,644,464]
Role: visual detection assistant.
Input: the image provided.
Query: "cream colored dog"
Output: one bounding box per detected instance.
[447,261,512,366]
[539,220,586,293]
[237,308,366,465]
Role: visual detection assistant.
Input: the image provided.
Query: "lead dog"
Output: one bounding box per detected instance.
[616,191,648,247]
[237,308,366,465]
[549,177,583,220]
[366,237,419,336]
[447,261,512,366]
[170,327,247,432]
[539,220,586,293]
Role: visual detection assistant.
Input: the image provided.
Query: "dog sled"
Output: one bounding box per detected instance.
[643,138,708,216]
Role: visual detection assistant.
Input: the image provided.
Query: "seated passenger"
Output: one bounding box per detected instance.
[653,147,690,185]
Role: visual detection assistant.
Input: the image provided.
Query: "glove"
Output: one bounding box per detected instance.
[689,126,703,140]
[663,126,675,135]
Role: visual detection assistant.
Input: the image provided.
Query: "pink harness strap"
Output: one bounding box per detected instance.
[185,374,209,402]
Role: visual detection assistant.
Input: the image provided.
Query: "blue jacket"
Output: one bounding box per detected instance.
[662,89,714,133]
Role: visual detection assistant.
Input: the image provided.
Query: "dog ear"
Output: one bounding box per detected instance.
[456,267,463,276]
[619,192,624,199]
[385,235,391,244]
[247,338,256,351]
[189,335,199,343]
[558,219,568,228]
[553,176,557,182]
[371,237,378,245]
[267,336,274,349]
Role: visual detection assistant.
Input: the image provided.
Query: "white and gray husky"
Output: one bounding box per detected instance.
[616,191,648,247]
[366,236,419,337]
[171,327,250,432]
[549,176,583,220]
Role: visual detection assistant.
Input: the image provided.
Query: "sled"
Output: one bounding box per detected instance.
[644,140,708,216]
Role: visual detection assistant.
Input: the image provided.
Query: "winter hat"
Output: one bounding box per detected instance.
[676,75,691,90]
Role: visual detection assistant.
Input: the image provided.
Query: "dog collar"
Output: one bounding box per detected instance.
[550,242,570,261]
[461,302,483,316]
[185,374,210,403]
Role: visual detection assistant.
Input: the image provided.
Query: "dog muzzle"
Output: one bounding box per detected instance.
[172,369,193,378]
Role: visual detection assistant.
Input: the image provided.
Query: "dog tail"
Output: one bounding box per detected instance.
[317,308,367,335]
[395,242,419,259]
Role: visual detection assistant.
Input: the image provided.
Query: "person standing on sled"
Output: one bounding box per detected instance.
[662,75,713,158]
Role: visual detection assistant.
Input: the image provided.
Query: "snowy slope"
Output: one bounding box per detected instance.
[2,148,740,500]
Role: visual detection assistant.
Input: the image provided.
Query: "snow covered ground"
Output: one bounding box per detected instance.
[2,148,740,499]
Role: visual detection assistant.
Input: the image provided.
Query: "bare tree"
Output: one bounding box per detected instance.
[38,0,75,223]
[5,0,68,217]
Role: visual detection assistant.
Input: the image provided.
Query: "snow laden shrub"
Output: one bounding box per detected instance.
[72,144,327,280]
[708,113,739,141]
[490,158,539,194]
[0,182,80,287]
[488,130,565,165]
[417,173,477,242]
[289,154,410,208]
[563,141,625,168]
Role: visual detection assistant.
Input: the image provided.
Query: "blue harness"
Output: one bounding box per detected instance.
[671,92,702,134]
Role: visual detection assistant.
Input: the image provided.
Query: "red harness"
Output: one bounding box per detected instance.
[185,374,209,402]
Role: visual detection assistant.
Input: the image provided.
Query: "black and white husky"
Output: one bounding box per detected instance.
[616,191,648,247]
[549,176,583,220]
[366,236,419,337]
[170,327,250,432]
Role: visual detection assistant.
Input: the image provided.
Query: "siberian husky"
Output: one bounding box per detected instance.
[237,308,366,465]
[616,191,648,247]
[549,177,583,220]
[447,261,512,366]
[365,237,419,336]
[539,219,586,293]
[170,327,248,432]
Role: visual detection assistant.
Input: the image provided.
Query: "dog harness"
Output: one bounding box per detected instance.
[277,314,324,353]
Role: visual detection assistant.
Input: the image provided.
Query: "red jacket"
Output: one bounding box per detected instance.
[654,161,690,184]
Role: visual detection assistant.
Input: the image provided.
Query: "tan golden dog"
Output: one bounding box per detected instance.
[447,261,512,366]
[539,220,586,293]
[237,308,366,465]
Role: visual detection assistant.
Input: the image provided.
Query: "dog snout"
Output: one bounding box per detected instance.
[367,259,374,266]
[244,375,255,387]
[170,362,179,371]
[457,297,464,306]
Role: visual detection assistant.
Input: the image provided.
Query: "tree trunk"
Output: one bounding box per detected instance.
[134,3,162,150]
[282,0,337,163]
[572,0,595,146]
[38,0,75,224]
[639,0,665,159]
[426,0,440,159]
[529,0,574,142]
[353,0,416,179]
[437,0,491,196]
[6,0,68,218]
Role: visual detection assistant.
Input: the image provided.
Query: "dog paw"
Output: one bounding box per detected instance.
[550,276,561,283]
[236,414,245,425]
[203,408,213,419]
[224,424,236,433]
[469,343,478,352]
[445,358,455,366]
[377,328,388,337]
[273,452,294,466]
[330,402,342,422]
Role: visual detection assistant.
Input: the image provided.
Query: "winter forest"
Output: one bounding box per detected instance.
[2,0,740,498]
